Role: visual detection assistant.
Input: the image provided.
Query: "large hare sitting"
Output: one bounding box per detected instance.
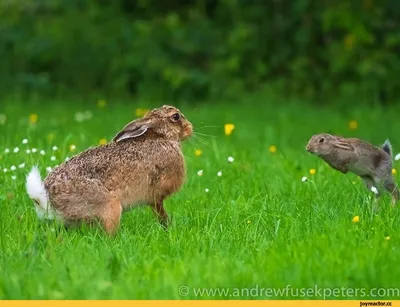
[26,105,193,234]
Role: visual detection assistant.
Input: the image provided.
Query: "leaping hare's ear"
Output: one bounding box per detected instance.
[333,137,355,151]
[113,120,149,142]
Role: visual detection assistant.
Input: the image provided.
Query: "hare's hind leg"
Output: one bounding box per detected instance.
[361,175,380,211]
[383,178,399,207]
[151,199,169,229]
[49,178,122,235]
[100,198,122,235]
[374,166,399,207]
[374,159,399,207]
[361,175,380,199]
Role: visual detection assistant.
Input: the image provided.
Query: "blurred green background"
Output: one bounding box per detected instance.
[1,0,400,104]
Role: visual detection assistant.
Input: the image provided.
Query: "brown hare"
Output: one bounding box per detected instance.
[26,105,193,234]
[306,133,399,205]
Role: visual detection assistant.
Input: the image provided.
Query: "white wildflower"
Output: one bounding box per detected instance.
[302,176,308,182]
[46,166,52,173]
[32,148,37,153]
[371,186,379,195]
[10,165,16,171]
[4,148,10,153]
[227,156,234,163]
[18,163,25,169]
[205,188,209,193]
[197,170,203,176]
[396,153,400,161]
[83,110,93,120]
[74,112,85,122]
[3,168,8,173]
[217,171,222,177]
[11,175,16,180]
[13,147,19,153]
[52,146,58,151]
[65,156,70,161]
[22,139,28,144]
[40,150,45,155]
[26,149,31,154]
[0,114,6,125]
[50,156,56,161]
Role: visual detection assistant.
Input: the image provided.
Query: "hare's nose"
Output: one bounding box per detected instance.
[306,145,310,151]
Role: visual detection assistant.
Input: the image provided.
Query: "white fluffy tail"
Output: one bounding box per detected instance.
[26,166,57,220]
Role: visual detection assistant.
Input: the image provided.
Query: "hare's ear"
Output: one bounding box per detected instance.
[333,140,354,151]
[113,121,149,142]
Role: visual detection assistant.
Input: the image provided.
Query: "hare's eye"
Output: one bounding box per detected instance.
[319,138,325,143]
[171,113,181,121]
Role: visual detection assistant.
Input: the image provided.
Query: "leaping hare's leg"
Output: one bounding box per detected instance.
[374,163,399,207]
[383,178,399,207]
[361,175,380,211]
[100,198,122,235]
[374,158,399,206]
[151,199,169,228]
[361,176,379,197]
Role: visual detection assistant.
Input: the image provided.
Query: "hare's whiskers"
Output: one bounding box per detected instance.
[196,125,220,131]
[187,138,198,149]
[193,132,216,138]
[192,135,211,148]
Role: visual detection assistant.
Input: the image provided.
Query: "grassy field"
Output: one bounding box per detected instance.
[1,96,400,300]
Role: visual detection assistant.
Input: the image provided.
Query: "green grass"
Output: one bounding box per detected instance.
[1,97,400,300]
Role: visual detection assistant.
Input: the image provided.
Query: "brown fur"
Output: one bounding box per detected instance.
[44,105,193,234]
[306,133,399,206]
